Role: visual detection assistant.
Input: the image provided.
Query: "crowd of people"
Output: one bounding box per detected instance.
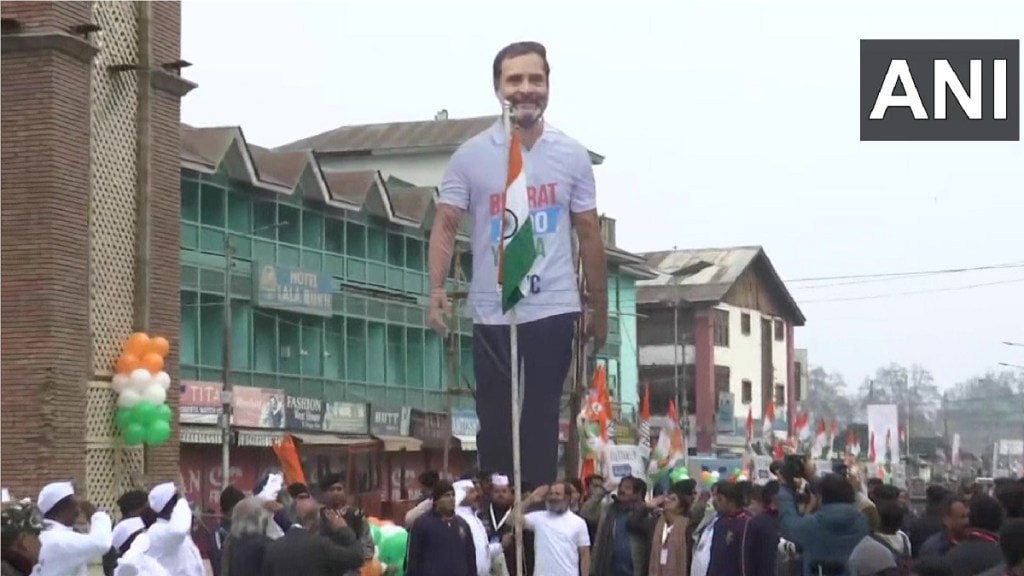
[0,472,374,576]
[3,465,1022,576]
[397,463,1023,576]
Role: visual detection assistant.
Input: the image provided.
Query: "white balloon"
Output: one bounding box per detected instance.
[112,374,129,393]
[142,385,166,405]
[130,368,151,386]
[155,371,171,391]
[118,389,142,408]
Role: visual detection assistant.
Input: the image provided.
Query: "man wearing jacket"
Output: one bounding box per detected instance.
[584,476,649,576]
[777,472,868,575]
[743,481,781,576]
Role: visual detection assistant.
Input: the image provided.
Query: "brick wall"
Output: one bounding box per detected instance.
[0,0,96,498]
[1,0,191,495]
[145,0,188,484]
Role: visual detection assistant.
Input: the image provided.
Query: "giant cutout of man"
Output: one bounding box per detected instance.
[427,41,608,487]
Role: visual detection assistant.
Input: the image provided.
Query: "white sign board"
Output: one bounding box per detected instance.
[602,445,647,487]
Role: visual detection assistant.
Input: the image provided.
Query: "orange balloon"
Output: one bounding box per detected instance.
[141,353,164,373]
[116,354,141,375]
[148,336,170,358]
[124,332,151,356]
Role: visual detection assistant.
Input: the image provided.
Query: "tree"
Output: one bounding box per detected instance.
[943,369,1024,455]
[857,363,942,436]
[804,367,857,427]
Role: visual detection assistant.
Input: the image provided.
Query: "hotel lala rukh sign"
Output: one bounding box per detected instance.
[254,262,333,317]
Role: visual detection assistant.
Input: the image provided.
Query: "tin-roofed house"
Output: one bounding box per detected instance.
[636,246,806,456]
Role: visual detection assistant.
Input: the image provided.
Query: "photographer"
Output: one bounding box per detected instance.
[776,456,869,575]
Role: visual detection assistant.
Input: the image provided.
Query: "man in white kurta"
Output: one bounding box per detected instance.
[144,483,204,576]
[110,517,170,576]
[454,479,505,576]
[31,481,113,576]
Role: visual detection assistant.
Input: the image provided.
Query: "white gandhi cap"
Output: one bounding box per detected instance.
[148,482,177,513]
[112,517,146,550]
[37,481,75,516]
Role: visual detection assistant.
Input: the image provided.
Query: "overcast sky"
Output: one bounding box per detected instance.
[181,0,1024,390]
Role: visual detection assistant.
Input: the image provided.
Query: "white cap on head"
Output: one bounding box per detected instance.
[491,474,509,487]
[112,517,146,550]
[147,482,177,513]
[37,481,75,516]
[453,480,475,507]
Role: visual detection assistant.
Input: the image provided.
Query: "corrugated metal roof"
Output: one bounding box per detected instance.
[274,115,605,164]
[277,116,498,153]
[637,246,806,325]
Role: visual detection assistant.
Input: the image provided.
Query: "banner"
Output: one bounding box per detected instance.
[232,386,286,428]
[866,404,900,469]
[322,402,369,435]
[252,262,333,317]
[285,396,323,430]
[602,445,647,487]
[180,381,222,425]
[371,407,411,436]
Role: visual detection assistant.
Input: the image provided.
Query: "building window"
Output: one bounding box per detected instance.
[742,379,752,404]
[713,309,730,347]
[774,319,785,341]
[741,313,751,336]
[775,384,786,406]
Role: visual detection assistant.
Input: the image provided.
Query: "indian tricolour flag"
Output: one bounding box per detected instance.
[497,129,539,312]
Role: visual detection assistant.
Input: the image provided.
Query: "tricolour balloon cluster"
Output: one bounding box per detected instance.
[112,332,173,447]
[366,516,408,576]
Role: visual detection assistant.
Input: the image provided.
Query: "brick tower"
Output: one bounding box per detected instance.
[1,0,195,509]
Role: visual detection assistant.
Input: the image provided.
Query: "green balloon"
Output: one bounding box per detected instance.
[115,408,133,430]
[155,403,173,422]
[123,423,146,446]
[669,468,689,483]
[378,528,408,566]
[145,420,172,446]
[134,402,158,425]
[370,524,382,545]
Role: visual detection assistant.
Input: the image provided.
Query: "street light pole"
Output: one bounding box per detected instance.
[221,236,234,487]
[221,222,288,487]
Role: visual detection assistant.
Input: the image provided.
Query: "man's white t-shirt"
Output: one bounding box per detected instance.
[524,510,590,576]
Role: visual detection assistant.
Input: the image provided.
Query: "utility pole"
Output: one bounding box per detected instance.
[221,237,234,487]
[904,371,911,460]
[222,222,286,485]
[442,252,466,475]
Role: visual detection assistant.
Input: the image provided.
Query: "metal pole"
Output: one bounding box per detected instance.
[443,331,456,475]
[673,303,680,417]
[132,0,152,332]
[221,238,234,487]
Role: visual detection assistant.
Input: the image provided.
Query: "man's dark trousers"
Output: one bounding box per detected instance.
[473,312,578,487]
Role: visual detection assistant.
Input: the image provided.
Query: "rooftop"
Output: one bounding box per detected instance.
[637,246,806,325]
[275,115,606,165]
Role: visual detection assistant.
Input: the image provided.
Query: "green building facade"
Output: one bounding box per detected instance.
[179,166,474,412]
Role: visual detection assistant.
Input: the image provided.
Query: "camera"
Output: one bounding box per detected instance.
[781,454,808,482]
[831,458,848,477]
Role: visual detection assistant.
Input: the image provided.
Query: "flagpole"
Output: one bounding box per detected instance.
[501,101,526,576]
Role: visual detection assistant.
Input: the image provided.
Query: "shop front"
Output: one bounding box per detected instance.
[307,401,381,516]
[370,406,422,522]
[410,409,468,479]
